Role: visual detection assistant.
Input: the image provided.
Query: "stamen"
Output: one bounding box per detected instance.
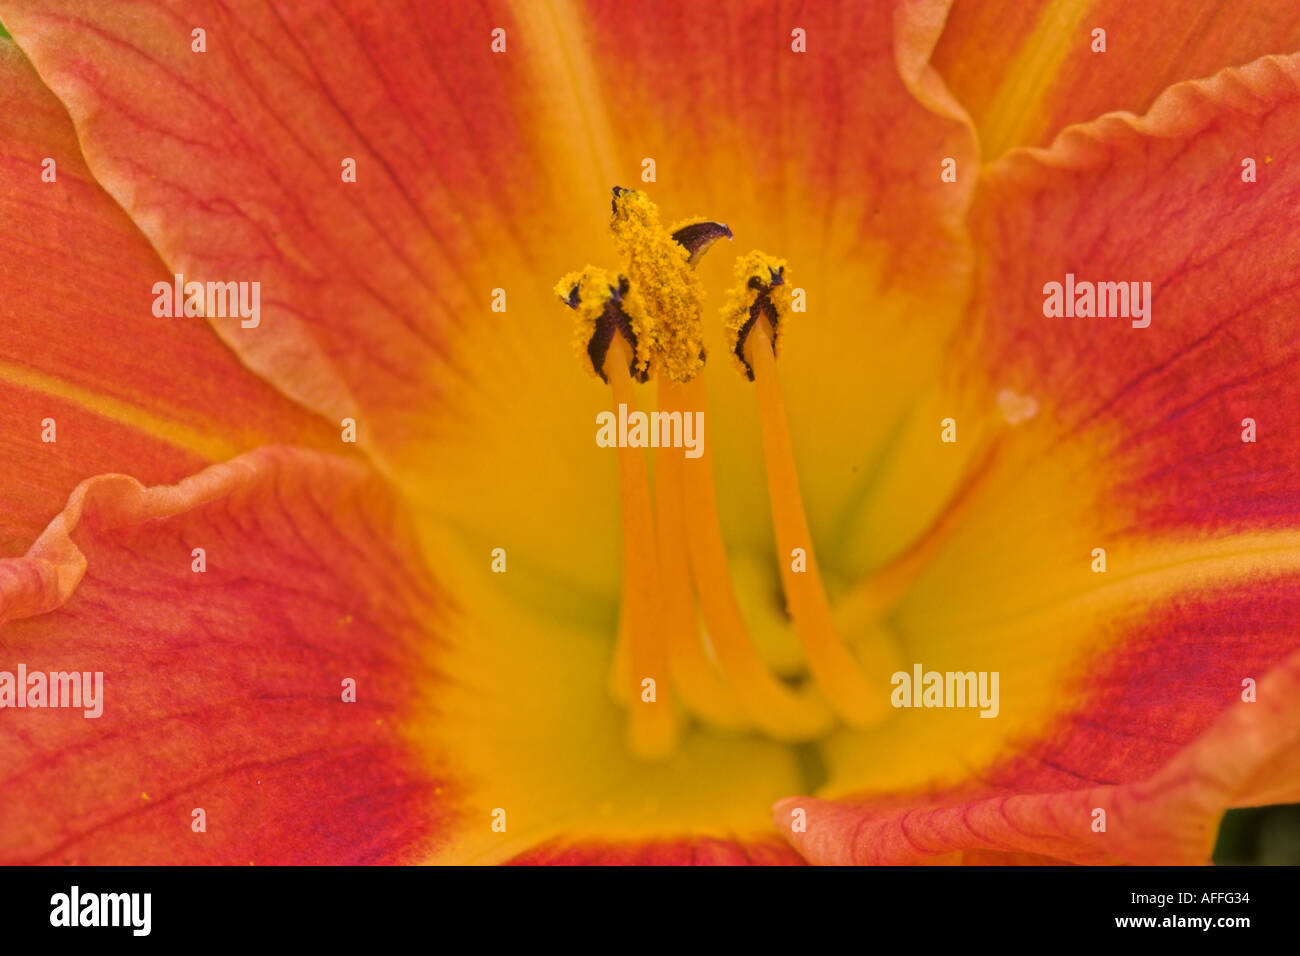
[561,200,893,746]
[610,188,707,383]
[608,200,832,739]
[557,273,676,757]
[654,373,752,732]
[673,375,837,740]
[555,267,655,383]
[725,253,899,729]
[720,250,790,381]
[606,337,678,757]
[646,210,767,732]
[611,200,826,738]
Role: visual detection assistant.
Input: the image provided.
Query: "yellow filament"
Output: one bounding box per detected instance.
[605,336,678,757]
[676,375,835,740]
[655,377,753,732]
[747,318,899,728]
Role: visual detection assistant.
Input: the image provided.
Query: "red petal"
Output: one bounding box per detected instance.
[0,447,451,863]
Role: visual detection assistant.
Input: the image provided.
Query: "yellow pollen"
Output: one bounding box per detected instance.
[610,189,706,382]
[720,250,791,379]
[554,266,655,381]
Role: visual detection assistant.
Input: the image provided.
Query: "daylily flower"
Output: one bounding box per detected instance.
[2,0,1300,865]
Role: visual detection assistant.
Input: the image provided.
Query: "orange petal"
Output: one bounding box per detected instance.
[0,36,335,552]
[934,0,1300,158]
[971,53,1300,538]
[0,447,450,863]
[776,642,1300,864]
[785,55,1300,864]
[0,1,542,487]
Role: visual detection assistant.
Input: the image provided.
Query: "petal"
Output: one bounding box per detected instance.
[776,643,1300,864]
[793,54,1300,861]
[0,36,335,552]
[933,0,1300,158]
[0,0,541,489]
[972,53,1300,536]
[0,447,449,863]
[846,54,1300,593]
[0,1,640,608]
[0,1,983,589]
[0,1,809,861]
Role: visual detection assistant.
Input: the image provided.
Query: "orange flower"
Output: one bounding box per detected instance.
[2,0,1299,865]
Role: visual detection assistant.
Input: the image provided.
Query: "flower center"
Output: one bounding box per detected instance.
[555,188,975,759]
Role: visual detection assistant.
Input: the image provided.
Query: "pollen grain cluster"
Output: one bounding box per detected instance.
[720,250,790,379]
[609,188,707,383]
[554,266,654,381]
